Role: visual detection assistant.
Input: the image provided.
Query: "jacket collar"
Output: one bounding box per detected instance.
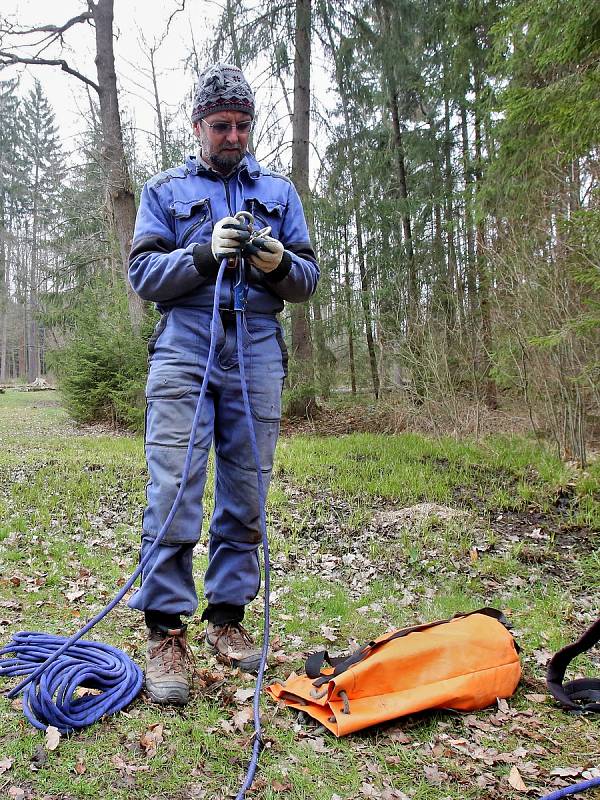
[185,152,262,180]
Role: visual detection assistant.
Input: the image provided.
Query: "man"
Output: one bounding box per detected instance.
[127,63,319,706]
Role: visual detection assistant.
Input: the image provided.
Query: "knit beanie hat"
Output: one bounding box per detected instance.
[191,63,255,122]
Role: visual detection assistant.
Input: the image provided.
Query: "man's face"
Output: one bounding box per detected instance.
[193,110,252,174]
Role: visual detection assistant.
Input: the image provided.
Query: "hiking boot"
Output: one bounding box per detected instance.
[205,621,262,673]
[145,626,192,705]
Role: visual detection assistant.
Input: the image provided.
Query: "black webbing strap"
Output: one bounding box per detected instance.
[546,617,600,713]
[306,607,509,688]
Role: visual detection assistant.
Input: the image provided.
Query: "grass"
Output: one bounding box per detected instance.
[0,389,599,800]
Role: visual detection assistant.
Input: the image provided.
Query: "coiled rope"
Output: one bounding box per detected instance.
[0,632,142,731]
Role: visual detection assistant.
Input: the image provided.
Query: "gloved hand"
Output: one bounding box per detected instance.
[211,216,251,260]
[242,234,284,273]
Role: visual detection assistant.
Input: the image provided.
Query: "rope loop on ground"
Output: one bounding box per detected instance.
[0,631,142,732]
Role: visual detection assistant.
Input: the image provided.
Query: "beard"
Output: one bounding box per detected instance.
[208,145,244,173]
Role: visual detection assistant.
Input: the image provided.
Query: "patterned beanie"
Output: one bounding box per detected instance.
[191,63,255,122]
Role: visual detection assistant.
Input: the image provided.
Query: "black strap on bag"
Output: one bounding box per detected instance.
[546,617,600,713]
[306,608,510,688]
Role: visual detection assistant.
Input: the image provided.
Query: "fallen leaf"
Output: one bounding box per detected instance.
[45,726,60,751]
[550,767,581,777]
[319,624,337,642]
[74,687,102,698]
[111,754,149,775]
[233,687,255,704]
[65,589,85,602]
[387,727,411,744]
[272,780,291,791]
[232,707,253,731]
[424,764,448,785]
[497,698,510,713]
[112,754,127,771]
[302,735,330,754]
[0,755,13,773]
[8,788,25,800]
[360,782,379,797]
[583,768,600,780]
[508,766,528,792]
[74,758,86,775]
[525,693,547,703]
[140,723,164,757]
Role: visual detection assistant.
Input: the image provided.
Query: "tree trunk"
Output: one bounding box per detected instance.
[322,11,379,398]
[89,0,145,331]
[473,68,497,410]
[444,94,462,335]
[289,0,316,417]
[460,104,476,314]
[343,222,357,395]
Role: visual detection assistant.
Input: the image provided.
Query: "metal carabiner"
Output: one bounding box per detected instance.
[232,212,253,312]
[231,211,272,311]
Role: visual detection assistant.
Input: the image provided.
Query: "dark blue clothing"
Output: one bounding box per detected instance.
[127,153,318,622]
[128,153,319,311]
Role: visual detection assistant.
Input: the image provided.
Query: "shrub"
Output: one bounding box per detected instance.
[47,280,155,431]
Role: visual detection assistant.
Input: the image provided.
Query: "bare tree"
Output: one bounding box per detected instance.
[0,0,145,329]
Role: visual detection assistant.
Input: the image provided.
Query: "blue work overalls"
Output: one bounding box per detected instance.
[127,153,319,623]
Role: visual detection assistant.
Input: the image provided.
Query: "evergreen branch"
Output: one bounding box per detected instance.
[0,51,100,93]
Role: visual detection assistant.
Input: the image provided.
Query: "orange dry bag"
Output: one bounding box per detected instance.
[267,608,521,736]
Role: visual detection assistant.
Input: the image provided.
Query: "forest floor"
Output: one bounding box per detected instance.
[0,389,599,800]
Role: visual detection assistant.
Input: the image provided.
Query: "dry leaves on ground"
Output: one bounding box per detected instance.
[44,726,60,751]
[139,723,164,757]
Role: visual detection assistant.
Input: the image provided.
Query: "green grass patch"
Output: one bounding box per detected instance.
[0,390,598,799]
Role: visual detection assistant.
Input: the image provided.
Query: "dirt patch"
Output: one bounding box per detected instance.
[281,397,534,438]
[372,503,472,530]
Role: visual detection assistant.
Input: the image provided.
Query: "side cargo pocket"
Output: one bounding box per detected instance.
[147,312,169,359]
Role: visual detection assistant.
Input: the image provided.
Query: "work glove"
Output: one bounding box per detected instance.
[242,234,284,273]
[211,216,251,260]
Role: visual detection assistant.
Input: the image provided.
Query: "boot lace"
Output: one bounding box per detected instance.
[150,631,195,674]
[212,622,254,650]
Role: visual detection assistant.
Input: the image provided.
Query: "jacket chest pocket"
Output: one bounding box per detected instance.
[246,197,285,240]
[169,197,213,248]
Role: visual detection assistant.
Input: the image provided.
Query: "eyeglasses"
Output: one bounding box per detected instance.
[201,119,253,135]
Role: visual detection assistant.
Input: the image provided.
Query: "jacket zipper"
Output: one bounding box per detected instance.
[181,220,204,248]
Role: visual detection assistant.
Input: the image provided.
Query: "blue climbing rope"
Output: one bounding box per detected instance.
[232,305,271,800]
[539,777,600,799]
[0,255,273,797]
[0,258,228,732]
[0,632,142,731]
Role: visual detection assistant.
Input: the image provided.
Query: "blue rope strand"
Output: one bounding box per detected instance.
[233,309,271,800]
[539,777,600,799]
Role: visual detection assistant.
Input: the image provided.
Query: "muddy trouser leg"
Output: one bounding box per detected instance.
[128,309,215,622]
[202,315,285,623]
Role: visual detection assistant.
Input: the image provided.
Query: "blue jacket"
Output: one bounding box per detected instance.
[129,153,319,314]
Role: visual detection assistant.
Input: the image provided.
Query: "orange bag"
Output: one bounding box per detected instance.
[267,608,521,736]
